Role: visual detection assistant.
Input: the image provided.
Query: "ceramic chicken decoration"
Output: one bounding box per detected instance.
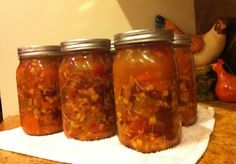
[212,59,236,102]
[155,15,227,67]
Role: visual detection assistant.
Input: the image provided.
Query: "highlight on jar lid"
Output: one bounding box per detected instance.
[114,29,174,46]
[173,33,191,46]
[60,38,111,52]
[17,45,60,58]
[110,41,115,52]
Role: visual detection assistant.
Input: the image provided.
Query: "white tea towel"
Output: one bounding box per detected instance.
[0,104,215,164]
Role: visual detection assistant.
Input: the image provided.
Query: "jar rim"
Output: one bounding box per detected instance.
[114,29,173,46]
[173,33,191,46]
[110,41,115,52]
[17,45,60,57]
[60,38,111,52]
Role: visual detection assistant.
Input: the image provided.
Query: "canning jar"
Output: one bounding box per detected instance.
[173,34,197,126]
[16,45,62,135]
[59,39,116,140]
[113,29,181,153]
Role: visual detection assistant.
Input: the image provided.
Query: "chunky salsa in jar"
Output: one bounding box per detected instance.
[174,34,197,126]
[16,45,62,135]
[113,29,181,153]
[59,39,116,140]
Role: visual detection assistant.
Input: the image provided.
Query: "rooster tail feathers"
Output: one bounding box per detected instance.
[155,15,166,29]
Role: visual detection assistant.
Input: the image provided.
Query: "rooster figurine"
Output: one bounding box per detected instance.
[155,15,227,67]
[212,59,236,102]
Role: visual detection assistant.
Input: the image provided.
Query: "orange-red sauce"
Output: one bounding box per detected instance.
[175,47,197,126]
[16,57,62,135]
[59,50,116,140]
[113,43,181,153]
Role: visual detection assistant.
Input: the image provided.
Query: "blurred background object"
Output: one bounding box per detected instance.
[194,0,236,101]
[194,0,236,74]
[155,15,227,68]
[195,65,216,101]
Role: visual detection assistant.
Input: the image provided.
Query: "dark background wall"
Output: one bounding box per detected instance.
[194,0,236,73]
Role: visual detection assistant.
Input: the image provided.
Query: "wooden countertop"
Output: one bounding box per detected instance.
[0,102,236,164]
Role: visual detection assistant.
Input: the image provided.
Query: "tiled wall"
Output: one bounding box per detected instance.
[0,0,195,118]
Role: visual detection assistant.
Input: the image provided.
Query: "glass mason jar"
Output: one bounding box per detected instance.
[59,39,116,140]
[113,29,181,153]
[16,45,62,135]
[173,34,197,126]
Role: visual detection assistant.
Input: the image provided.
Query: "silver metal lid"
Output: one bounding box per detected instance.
[60,39,111,52]
[173,33,191,46]
[114,29,173,46]
[17,45,60,57]
[110,41,115,52]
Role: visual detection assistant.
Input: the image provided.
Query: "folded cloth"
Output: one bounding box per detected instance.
[0,104,215,164]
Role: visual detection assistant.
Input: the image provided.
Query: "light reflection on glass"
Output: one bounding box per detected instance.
[71,57,77,66]
[36,60,43,69]
[142,51,154,63]
[85,61,91,69]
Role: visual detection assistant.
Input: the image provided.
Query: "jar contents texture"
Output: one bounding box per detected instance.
[175,46,197,126]
[16,55,62,135]
[59,50,116,140]
[113,42,181,153]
